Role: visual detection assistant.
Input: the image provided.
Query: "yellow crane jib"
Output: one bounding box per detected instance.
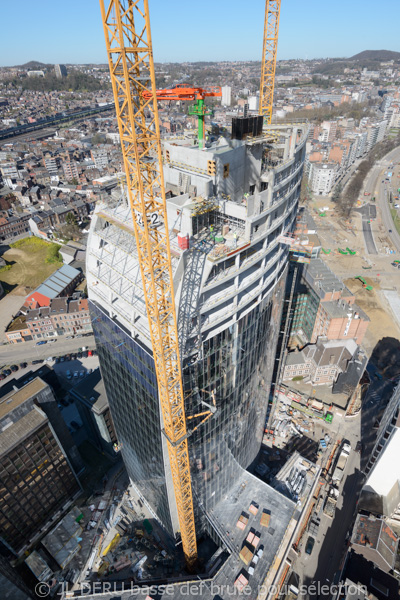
[259,0,281,124]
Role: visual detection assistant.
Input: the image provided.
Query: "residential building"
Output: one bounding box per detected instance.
[0,379,82,557]
[350,513,398,573]
[248,95,259,111]
[90,148,108,170]
[27,71,44,77]
[62,160,79,182]
[283,338,359,386]
[0,161,20,183]
[221,85,232,107]
[308,162,339,195]
[43,155,59,175]
[54,64,67,79]
[290,259,369,348]
[0,215,30,240]
[334,549,400,600]
[5,316,33,344]
[50,297,92,336]
[25,306,55,340]
[8,297,92,342]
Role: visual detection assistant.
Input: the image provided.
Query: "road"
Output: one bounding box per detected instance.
[0,334,95,366]
[357,204,377,254]
[369,147,400,252]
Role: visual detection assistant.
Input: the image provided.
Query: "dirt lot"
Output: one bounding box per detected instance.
[0,239,62,295]
[306,197,400,356]
[344,276,400,355]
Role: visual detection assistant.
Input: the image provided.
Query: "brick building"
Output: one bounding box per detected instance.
[0,215,30,241]
[21,298,92,341]
[290,259,369,348]
[283,338,359,386]
[50,298,92,336]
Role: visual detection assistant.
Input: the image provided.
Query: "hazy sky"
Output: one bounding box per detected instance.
[1,0,399,66]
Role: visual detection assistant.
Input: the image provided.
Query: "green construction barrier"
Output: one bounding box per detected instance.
[319,212,326,217]
[362,266,372,269]
[346,247,356,255]
[338,248,349,255]
[322,248,331,254]
[356,276,367,285]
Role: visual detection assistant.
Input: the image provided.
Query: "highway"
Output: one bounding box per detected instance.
[0,334,96,366]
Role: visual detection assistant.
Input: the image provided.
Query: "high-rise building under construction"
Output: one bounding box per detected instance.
[86,121,308,538]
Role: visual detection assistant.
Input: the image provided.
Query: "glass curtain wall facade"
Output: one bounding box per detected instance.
[90,302,175,535]
[184,272,286,520]
[90,265,286,534]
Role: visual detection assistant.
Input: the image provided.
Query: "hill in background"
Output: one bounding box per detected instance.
[349,50,400,62]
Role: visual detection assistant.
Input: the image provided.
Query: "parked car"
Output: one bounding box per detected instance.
[83,351,88,358]
[305,536,315,555]
[45,357,53,363]
[88,350,93,357]
[36,340,47,346]
[19,362,28,368]
[76,334,83,339]
[32,359,44,364]
[64,354,71,361]
[10,365,19,372]
[3,369,11,376]
[48,339,57,344]
[0,374,5,380]
[66,336,74,340]
[77,352,82,359]
[60,356,65,362]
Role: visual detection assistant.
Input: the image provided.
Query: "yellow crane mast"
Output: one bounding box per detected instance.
[98,0,197,566]
[259,0,281,123]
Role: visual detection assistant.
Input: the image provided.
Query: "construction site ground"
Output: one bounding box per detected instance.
[307,195,400,356]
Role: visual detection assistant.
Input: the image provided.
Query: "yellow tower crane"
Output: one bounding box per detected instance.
[98,0,197,567]
[259,0,282,123]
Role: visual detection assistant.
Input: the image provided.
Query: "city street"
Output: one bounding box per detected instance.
[0,334,95,365]
[294,372,394,598]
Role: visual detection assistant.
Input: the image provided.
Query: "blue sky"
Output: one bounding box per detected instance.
[1,0,399,66]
